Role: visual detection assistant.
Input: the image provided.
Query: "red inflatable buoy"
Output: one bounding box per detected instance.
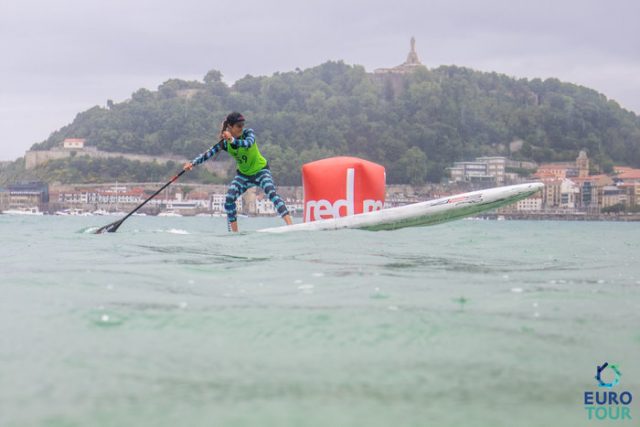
[302,157,385,222]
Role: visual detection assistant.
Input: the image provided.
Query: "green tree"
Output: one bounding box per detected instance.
[204,70,223,84]
[398,147,428,186]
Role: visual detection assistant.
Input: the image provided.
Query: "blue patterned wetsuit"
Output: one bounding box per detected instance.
[192,128,289,224]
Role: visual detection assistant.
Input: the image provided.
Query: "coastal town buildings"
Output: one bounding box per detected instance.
[444,150,639,215]
[534,150,589,180]
[476,157,507,185]
[255,196,276,215]
[515,192,543,211]
[51,185,233,214]
[559,179,580,209]
[449,161,494,184]
[0,182,49,211]
[601,186,628,209]
[4,147,640,219]
[210,194,226,213]
[448,156,524,185]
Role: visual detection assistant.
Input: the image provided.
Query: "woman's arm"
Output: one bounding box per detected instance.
[192,141,226,165]
[184,141,226,170]
[229,128,255,148]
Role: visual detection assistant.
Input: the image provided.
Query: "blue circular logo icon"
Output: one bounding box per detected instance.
[595,362,621,388]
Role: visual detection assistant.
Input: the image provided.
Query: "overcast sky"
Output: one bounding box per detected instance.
[1,0,639,161]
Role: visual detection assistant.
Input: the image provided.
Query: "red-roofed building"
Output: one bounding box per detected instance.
[616,168,640,182]
[611,167,640,207]
[533,164,573,180]
[533,150,590,180]
[614,166,633,174]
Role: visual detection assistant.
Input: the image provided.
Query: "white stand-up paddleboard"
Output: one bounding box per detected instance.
[258,182,544,233]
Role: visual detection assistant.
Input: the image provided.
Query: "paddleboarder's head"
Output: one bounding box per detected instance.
[226,112,245,126]
[222,112,245,139]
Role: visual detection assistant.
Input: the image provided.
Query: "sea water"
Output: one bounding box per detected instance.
[0,215,639,427]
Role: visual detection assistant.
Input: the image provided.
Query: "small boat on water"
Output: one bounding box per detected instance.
[1,207,44,215]
[157,211,182,217]
[55,209,93,216]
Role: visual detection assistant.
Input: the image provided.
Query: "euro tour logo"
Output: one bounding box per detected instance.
[584,362,633,421]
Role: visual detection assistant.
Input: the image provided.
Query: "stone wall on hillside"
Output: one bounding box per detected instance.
[25,147,233,178]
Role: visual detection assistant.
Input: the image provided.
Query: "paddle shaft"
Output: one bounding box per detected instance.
[120,169,186,223]
[96,140,223,233]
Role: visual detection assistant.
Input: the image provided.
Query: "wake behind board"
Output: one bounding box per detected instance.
[258,182,544,233]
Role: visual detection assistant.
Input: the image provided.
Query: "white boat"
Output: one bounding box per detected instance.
[259,183,544,233]
[158,211,182,217]
[195,212,225,217]
[55,209,93,216]
[2,207,44,215]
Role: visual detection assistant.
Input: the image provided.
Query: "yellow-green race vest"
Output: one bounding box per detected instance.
[226,139,267,176]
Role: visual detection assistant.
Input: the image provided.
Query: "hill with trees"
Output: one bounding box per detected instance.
[4,61,640,186]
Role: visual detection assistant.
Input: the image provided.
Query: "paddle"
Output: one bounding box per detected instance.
[94,141,223,234]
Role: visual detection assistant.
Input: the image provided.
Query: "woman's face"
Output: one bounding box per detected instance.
[229,122,244,138]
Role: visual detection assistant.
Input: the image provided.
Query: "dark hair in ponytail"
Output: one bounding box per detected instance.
[219,112,244,139]
[219,119,229,139]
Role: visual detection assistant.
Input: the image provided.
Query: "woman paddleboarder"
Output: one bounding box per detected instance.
[184,112,292,232]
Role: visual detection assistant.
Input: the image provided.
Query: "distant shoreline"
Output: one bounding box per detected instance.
[476,212,640,222]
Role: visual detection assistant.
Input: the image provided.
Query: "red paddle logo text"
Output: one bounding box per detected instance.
[305,168,383,222]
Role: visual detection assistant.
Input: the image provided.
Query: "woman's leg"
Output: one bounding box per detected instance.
[256,169,292,225]
[225,174,249,232]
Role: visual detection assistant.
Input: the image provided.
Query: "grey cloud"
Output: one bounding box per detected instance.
[1,0,639,160]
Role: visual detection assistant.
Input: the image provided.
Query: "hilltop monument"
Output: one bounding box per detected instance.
[404,37,422,67]
[374,36,425,75]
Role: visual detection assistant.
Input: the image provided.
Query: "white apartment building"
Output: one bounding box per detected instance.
[516,196,543,211]
[449,156,507,184]
[476,157,506,185]
[255,198,276,215]
[559,179,580,209]
[210,193,242,213]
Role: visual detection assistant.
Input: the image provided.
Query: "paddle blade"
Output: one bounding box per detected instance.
[94,219,124,234]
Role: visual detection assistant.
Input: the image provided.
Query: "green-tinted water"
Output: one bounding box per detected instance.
[1,215,639,426]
